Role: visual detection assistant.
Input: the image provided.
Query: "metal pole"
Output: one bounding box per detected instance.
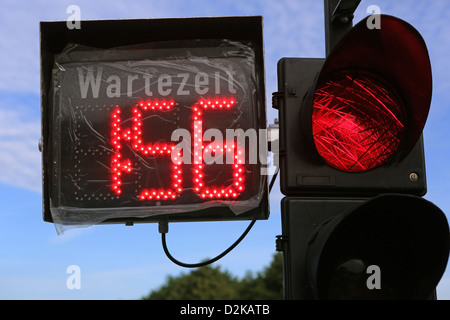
[324,0,361,56]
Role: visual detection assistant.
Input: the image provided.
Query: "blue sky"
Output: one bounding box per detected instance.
[1,0,450,299]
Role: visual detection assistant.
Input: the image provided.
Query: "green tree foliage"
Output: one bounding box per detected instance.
[142,253,283,300]
[143,264,239,300]
[238,253,283,300]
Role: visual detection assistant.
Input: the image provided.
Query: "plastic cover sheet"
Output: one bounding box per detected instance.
[48,39,267,233]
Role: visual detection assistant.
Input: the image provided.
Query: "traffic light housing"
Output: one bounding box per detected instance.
[276,13,450,299]
[276,15,432,196]
[281,195,449,299]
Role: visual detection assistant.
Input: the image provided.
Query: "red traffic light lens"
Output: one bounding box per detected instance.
[312,71,407,172]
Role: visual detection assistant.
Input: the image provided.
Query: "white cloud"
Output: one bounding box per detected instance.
[0,0,172,95]
[0,106,41,192]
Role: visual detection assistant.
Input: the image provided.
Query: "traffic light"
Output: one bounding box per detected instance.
[275,12,450,299]
[40,16,269,230]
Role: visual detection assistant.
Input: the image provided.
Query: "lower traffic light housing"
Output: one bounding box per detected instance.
[280,195,450,300]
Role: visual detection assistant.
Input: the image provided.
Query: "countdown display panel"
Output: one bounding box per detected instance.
[45,39,268,227]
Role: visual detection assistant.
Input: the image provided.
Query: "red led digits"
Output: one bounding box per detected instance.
[110,99,182,200]
[129,100,176,156]
[133,99,182,200]
[193,97,245,199]
[111,107,132,195]
[110,96,245,202]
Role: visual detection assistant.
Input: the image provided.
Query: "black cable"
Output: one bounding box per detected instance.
[161,219,256,268]
[160,166,279,268]
[269,166,279,192]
